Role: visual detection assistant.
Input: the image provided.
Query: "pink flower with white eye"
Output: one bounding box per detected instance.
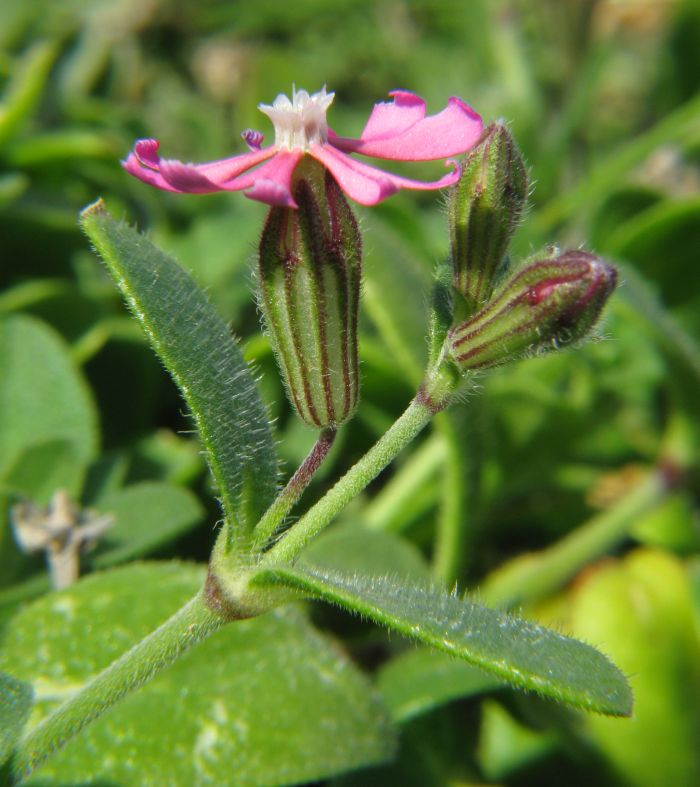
[122,87,483,208]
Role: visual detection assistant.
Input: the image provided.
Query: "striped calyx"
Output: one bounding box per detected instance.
[447,122,528,311]
[258,159,361,427]
[447,250,617,372]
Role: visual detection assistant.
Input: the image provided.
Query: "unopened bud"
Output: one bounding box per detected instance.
[448,122,528,309]
[258,161,361,427]
[447,250,617,372]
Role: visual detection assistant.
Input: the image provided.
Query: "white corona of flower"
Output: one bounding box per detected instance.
[259,86,335,151]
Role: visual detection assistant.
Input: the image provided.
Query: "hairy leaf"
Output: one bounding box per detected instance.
[253,564,633,716]
[80,201,278,536]
[89,481,205,568]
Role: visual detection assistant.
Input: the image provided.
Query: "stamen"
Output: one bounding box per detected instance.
[242,129,264,151]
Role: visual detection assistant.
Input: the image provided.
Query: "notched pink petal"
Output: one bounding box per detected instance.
[358,90,426,140]
[122,151,181,192]
[311,145,399,206]
[313,144,461,205]
[187,147,276,183]
[122,136,278,195]
[332,94,483,162]
[134,138,161,169]
[159,160,221,193]
[244,179,298,208]
[222,149,303,207]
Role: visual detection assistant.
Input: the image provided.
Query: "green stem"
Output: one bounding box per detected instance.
[9,592,226,783]
[252,427,337,551]
[480,470,666,609]
[261,398,434,565]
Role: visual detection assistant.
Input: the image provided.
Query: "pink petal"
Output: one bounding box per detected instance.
[122,138,276,194]
[338,90,426,142]
[311,144,461,206]
[330,94,483,161]
[123,151,181,192]
[159,159,223,193]
[134,138,161,169]
[224,149,303,207]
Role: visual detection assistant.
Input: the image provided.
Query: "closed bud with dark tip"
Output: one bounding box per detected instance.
[258,159,361,428]
[447,250,617,372]
[447,122,528,311]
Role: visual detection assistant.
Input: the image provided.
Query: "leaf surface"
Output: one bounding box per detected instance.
[253,563,633,716]
[0,562,395,785]
[0,671,32,766]
[80,201,278,535]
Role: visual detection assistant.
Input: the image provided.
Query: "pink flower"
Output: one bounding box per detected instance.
[122,87,483,208]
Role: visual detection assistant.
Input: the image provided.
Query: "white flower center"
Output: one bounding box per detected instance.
[259,86,334,151]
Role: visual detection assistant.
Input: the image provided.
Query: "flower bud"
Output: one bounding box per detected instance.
[447,122,528,309]
[257,161,361,427]
[447,250,617,372]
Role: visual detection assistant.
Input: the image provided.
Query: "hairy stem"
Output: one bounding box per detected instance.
[261,398,434,565]
[252,428,337,551]
[363,433,445,532]
[9,592,226,782]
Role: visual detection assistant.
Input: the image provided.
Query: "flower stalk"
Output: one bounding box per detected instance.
[252,427,337,551]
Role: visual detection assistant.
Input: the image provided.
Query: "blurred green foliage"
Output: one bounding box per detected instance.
[1,0,699,784]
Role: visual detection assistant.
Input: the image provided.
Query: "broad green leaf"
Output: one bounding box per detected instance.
[0,315,97,588]
[0,439,84,503]
[130,430,204,486]
[0,671,32,766]
[88,481,204,569]
[0,563,395,785]
[253,564,633,716]
[80,201,278,535]
[0,314,97,485]
[378,648,501,723]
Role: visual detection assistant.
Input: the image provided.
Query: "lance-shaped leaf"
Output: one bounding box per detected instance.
[80,201,278,536]
[252,564,632,716]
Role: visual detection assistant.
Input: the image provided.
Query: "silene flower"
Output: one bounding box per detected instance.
[123,87,483,207]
